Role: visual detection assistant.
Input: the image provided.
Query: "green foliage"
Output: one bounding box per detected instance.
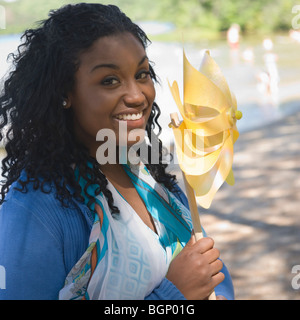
[0,0,296,37]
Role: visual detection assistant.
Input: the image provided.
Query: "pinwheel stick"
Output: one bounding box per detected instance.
[170,112,216,300]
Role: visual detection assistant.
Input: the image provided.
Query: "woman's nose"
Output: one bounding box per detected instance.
[123,82,145,107]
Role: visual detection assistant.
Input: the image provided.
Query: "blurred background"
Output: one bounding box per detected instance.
[0,0,300,300]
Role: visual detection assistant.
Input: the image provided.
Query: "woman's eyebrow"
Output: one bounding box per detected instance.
[138,55,148,66]
[90,55,148,73]
[90,63,119,73]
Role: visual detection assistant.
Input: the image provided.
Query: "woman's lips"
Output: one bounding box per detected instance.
[113,111,146,130]
[114,111,143,121]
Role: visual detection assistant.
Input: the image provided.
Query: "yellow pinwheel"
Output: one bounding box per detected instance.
[169,50,242,209]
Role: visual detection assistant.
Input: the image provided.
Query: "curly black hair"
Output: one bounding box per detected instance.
[0,3,177,213]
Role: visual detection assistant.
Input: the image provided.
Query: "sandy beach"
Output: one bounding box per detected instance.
[170,108,300,300]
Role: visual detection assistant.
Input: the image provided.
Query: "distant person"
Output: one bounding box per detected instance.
[289,29,300,43]
[262,38,279,106]
[242,47,254,63]
[227,23,240,49]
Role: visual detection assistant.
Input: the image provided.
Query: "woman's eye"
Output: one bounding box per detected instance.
[137,71,151,80]
[101,77,119,86]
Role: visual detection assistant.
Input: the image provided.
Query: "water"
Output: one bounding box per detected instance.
[1,32,300,146]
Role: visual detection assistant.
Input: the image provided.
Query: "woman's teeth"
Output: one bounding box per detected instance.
[115,112,143,121]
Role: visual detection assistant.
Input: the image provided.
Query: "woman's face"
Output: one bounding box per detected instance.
[68,32,156,158]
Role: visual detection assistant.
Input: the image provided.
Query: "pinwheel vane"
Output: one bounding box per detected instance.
[169,50,242,299]
[169,49,242,209]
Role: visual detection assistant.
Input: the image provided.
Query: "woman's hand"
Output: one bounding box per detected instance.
[166,234,225,300]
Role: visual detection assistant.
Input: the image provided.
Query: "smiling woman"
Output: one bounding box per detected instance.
[0,3,234,300]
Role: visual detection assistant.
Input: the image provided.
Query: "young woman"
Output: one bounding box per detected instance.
[0,3,234,300]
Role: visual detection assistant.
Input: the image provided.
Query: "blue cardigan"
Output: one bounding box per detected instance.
[0,176,234,300]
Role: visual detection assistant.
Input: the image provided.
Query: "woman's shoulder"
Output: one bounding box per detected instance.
[0,175,93,289]
[2,176,80,220]
[3,176,59,210]
[0,176,91,299]
[3,171,92,218]
[0,174,93,248]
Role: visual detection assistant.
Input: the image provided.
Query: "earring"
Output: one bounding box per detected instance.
[62,100,67,108]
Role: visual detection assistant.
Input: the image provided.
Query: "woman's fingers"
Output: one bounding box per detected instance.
[203,247,221,264]
[192,236,215,253]
[212,270,225,287]
[210,258,223,276]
